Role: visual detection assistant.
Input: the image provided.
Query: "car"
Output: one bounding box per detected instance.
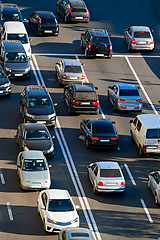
[17,150,51,190]
[29,11,59,36]
[55,60,86,86]
[0,64,11,95]
[148,171,160,205]
[80,119,118,149]
[16,123,54,158]
[20,85,57,127]
[63,82,99,115]
[124,26,154,51]
[81,29,112,58]
[108,84,143,111]
[56,0,90,23]
[37,189,80,232]
[0,40,31,79]
[87,161,126,194]
[58,228,94,240]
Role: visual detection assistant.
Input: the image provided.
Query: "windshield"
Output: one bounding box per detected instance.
[28,97,52,108]
[25,129,50,140]
[119,89,139,96]
[92,122,115,133]
[134,31,151,38]
[7,34,28,44]
[75,91,96,100]
[48,199,74,212]
[5,52,27,63]
[64,65,82,73]
[100,169,121,177]
[22,159,47,171]
[146,129,160,138]
[1,12,22,22]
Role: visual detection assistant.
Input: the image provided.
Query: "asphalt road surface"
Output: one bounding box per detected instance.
[0,0,160,239]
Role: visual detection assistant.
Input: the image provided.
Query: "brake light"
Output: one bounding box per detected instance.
[91,136,100,141]
[92,101,99,106]
[139,31,145,33]
[98,181,103,186]
[131,39,135,44]
[62,74,66,79]
[117,98,125,102]
[68,8,73,14]
[150,40,154,44]
[120,181,125,186]
[81,75,85,80]
[55,18,58,24]
[38,18,41,24]
[109,43,112,52]
[38,32,42,35]
[110,137,118,141]
[136,98,142,102]
[72,100,79,105]
[88,43,92,51]
[143,145,147,152]
[86,8,89,14]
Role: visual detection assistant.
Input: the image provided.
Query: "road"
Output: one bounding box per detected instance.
[0,0,160,239]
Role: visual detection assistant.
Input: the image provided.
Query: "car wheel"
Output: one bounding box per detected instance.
[93,183,99,195]
[113,104,118,112]
[85,138,90,149]
[108,91,111,102]
[63,94,66,103]
[155,194,159,205]
[139,145,144,157]
[58,78,62,86]
[64,15,68,23]
[37,207,40,215]
[108,55,112,59]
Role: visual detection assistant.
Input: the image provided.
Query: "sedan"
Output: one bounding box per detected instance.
[108,84,143,111]
[55,60,86,86]
[0,65,11,95]
[16,123,54,158]
[124,26,154,51]
[88,161,126,194]
[58,228,94,240]
[17,150,51,190]
[80,119,118,149]
[37,189,80,232]
[148,171,160,205]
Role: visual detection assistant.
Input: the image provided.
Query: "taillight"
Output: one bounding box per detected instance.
[88,43,92,51]
[62,74,66,79]
[81,75,85,80]
[92,101,99,106]
[91,136,100,141]
[143,145,147,152]
[120,181,125,186]
[68,8,73,14]
[72,100,79,105]
[109,43,112,52]
[55,18,58,24]
[86,8,89,14]
[131,39,135,44]
[136,98,142,102]
[150,40,154,44]
[98,181,103,186]
[117,98,125,102]
[38,18,41,24]
[110,137,118,141]
[38,32,42,35]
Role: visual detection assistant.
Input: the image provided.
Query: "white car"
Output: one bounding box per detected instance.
[148,171,160,205]
[37,189,80,232]
[88,161,126,194]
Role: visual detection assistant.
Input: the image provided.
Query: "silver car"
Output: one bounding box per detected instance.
[55,60,86,86]
[58,228,94,240]
[87,161,126,194]
[124,26,154,51]
[17,150,51,190]
[108,84,143,111]
[148,171,160,205]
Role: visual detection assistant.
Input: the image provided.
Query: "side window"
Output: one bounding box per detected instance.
[133,117,138,126]
[128,28,132,36]
[153,172,160,184]
[85,31,90,41]
[94,166,98,176]
[42,192,48,207]
[113,86,118,95]
[19,154,23,166]
[65,1,71,10]
[86,120,91,131]
[137,120,142,132]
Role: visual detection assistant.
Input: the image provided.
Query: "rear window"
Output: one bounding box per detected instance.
[92,37,109,45]
[100,169,121,178]
[92,122,115,134]
[64,65,82,73]
[134,31,151,38]
[75,91,96,100]
[119,89,139,96]
[41,17,56,25]
[146,129,160,139]
[72,8,86,13]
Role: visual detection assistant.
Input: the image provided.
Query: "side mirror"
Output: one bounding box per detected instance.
[54,103,57,106]
[75,205,80,209]
[151,29,154,33]
[17,164,21,168]
[120,165,123,169]
[41,205,45,210]
[108,86,111,88]
[29,39,32,42]
[129,120,133,123]
[23,18,27,21]
[81,63,85,66]
[95,87,98,90]
[109,33,111,37]
[112,121,116,124]
[56,62,60,65]
[52,136,55,139]
[49,164,52,168]
[124,29,128,31]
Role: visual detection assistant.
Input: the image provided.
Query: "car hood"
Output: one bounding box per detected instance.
[25,140,52,151]
[27,107,54,115]
[22,170,50,181]
[48,210,78,222]
[6,62,30,71]
[0,77,9,85]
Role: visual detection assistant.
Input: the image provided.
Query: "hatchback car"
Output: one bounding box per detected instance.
[16,123,54,158]
[55,60,86,86]
[148,171,160,205]
[56,0,90,23]
[88,161,126,194]
[63,82,99,115]
[17,150,51,190]
[58,228,94,240]
[80,119,118,149]
[29,11,59,36]
[0,65,11,95]
[124,26,154,51]
[37,189,80,232]
[108,84,143,111]
[20,85,57,127]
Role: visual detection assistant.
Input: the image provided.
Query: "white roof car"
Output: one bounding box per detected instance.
[137,114,160,129]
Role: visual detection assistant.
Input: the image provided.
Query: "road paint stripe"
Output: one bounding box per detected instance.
[30,60,41,85]
[7,202,13,221]
[0,170,5,184]
[32,55,46,88]
[124,163,136,186]
[140,199,153,223]
[125,56,158,115]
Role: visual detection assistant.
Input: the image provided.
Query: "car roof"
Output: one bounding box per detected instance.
[45,189,70,199]
[69,0,86,8]
[4,21,26,34]
[74,83,95,92]
[131,26,150,32]
[137,114,160,128]
[117,84,138,90]
[36,11,55,17]
[22,123,48,131]
[22,150,45,159]
[89,29,108,37]
[2,40,25,52]
[91,119,112,125]
[1,3,19,12]
[96,161,120,169]
[26,85,48,97]
[63,60,81,66]
[66,228,94,239]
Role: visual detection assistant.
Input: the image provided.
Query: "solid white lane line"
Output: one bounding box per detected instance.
[124,164,136,186]
[0,170,5,184]
[140,199,153,223]
[7,202,13,221]
[32,55,46,88]
[30,60,41,85]
[125,56,158,115]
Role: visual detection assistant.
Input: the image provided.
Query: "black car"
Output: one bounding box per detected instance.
[80,119,118,149]
[63,82,99,115]
[81,29,113,58]
[20,85,57,127]
[56,0,89,23]
[0,65,11,95]
[29,11,59,36]
[16,123,54,158]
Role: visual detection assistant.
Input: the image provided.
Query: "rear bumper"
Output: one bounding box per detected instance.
[61,79,85,85]
[89,141,118,149]
[71,105,98,114]
[117,103,143,111]
[96,186,125,193]
[38,28,59,35]
[131,44,154,50]
[68,15,89,22]
[9,71,31,79]
[88,51,113,58]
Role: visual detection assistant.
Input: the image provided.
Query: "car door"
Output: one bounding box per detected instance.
[89,163,97,184]
[84,120,91,139]
[110,85,118,107]
[39,192,48,221]
[17,152,23,179]
[125,28,132,45]
[59,0,67,17]
[92,165,99,187]
[150,172,159,195]
[32,13,38,30]
[66,85,74,106]
[59,61,63,80]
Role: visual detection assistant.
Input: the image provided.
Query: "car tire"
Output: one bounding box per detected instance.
[108,91,111,102]
[85,138,90,149]
[93,183,99,195]
[37,207,40,215]
[108,55,112,59]
[63,94,66,103]
[113,104,118,112]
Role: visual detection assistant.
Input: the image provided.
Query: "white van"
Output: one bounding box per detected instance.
[130,114,160,156]
[1,21,31,59]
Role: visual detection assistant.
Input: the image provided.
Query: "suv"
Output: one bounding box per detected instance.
[20,85,57,127]
[63,82,99,115]
[56,0,90,23]
[81,29,112,58]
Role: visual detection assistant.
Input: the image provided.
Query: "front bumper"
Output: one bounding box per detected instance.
[45,220,79,233]
[21,182,50,190]
[25,117,56,127]
[0,86,11,95]
[9,71,31,79]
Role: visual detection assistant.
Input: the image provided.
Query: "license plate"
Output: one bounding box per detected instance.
[70,77,77,79]
[96,54,104,56]
[138,41,146,44]
[15,74,23,76]
[37,121,46,124]
[81,102,90,105]
[75,17,83,19]
[100,139,109,142]
[126,107,135,110]
[45,30,52,33]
